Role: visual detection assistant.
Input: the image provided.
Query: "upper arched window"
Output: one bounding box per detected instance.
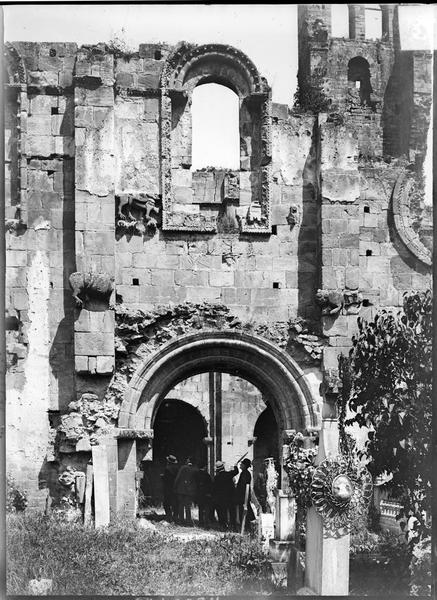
[191,83,240,171]
[365,5,382,40]
[331,5,349,38]
[347,57,373,107]
[160,43,271,234]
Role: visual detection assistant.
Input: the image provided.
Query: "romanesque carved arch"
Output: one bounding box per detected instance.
[160,42,269,96]
[392,173,432,267]
[118,330,320,433]
[159,42,272,234]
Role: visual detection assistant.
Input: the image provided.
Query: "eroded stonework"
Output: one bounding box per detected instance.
[4,4,432,512]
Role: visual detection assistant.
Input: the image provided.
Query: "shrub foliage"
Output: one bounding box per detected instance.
[339,290,432,541]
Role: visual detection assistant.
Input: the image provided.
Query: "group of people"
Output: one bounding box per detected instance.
[161,455,256,530]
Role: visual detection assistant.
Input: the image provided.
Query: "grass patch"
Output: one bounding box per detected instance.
[7,513,274,595]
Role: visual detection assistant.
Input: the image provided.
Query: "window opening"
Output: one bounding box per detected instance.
[348,57,373,107]
[331,4,349,38]
[191,83,240,171]
[365,5,382,40]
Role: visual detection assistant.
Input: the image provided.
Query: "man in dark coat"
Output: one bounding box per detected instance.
[195,464,213,528]
[254,458,270,513]
[161,455,179,522]
[174,457,198,526]
[212,461,238,530]
[235,458,255,531]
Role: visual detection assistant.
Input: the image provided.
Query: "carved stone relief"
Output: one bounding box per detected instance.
[116,193,160,235]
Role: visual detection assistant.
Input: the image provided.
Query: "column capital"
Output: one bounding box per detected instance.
[114,428,154,440]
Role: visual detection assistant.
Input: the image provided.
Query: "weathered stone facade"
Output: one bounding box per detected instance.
[5,4,432,514]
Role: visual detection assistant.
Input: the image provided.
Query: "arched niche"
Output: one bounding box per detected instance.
[347,56,374,109]
[159,43,272,234]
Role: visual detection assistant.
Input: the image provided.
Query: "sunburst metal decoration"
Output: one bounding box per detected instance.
[310,456,373,538]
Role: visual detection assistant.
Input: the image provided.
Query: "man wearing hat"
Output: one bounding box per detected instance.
[161,455,179,522]
[212,461,238,530]
[174,457,198,526]
[235,458,255,531]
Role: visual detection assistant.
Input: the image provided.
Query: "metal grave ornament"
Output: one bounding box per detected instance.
[310,456,373,537]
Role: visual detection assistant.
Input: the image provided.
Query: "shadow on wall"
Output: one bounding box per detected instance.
[44,117,77,507]
[297,117,320,320]
[382,53,413,158]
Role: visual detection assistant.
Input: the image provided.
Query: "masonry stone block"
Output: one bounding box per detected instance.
[209,271,235,287]
[150,270,175,287]
[96,355,114,374]
[75,332,114,356]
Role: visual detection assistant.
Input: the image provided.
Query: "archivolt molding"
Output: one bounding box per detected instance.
[159,42,272,234]
[4,44,28,232]
[160,42,269,95]
[392,173,432,267]
[4,43,27,86]
[118,330,320,434]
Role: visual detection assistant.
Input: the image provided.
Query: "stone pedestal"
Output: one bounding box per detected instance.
[269,539,294,562]
[305,507,350,595]
[274,490,296,541]
[287,544,305,594]
[259,513,275,551]
[304,416,350,595]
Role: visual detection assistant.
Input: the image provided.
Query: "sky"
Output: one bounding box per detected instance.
[4,4,298,169]
[3,4,298,104]
[3,4,434,180]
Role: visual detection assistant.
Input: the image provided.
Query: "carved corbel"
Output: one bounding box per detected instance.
[286,205,301,229]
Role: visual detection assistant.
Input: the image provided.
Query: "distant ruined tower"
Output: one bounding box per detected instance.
[297,4,432,164]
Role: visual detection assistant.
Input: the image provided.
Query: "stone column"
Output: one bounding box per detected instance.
[380,4,395,41]
[304,391,350,595]
[348,5,366,40]
[203,437,214,475]
[115,429,153,520]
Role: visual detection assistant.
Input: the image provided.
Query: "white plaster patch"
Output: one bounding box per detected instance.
[302,367,323,413]
[7,250,51,472]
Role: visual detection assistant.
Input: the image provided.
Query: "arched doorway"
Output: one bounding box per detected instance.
[117,331,320,518]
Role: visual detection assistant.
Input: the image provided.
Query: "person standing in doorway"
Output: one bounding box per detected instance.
[254,458,270,513]
[161,455,179,522]
[235,458,255,531]
[174,457,198,526]
[195,464,213,528]
[212,461,238,530]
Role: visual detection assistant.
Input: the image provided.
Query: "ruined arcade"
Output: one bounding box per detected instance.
[5,3,432,525]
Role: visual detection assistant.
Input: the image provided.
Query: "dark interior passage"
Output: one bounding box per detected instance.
[141,400,207,504]
[253,404,280,489]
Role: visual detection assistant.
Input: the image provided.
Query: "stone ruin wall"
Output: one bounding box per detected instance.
[4,9,432,510]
